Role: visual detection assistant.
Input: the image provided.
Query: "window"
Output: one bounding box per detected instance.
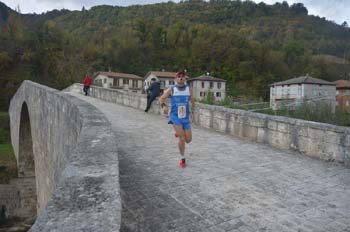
[104,78,107,84]
[210,82,213,88]
[132,80,138,88]
[271,89,275,96]
[123,79,129,85]
[204,92,206,97]
[336,90,339,95]
[287,89,291,95]
[200,92,203,97]
[297,88,301,95]
[169,80,174,85]
[114,78,119,87]
[216,92,221,97]
[347,101,350,107]
[281,89,284,95]
[218,82,221,89]
[202,82,205,88]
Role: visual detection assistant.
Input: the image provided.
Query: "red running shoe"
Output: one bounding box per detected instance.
[179,158,186,168]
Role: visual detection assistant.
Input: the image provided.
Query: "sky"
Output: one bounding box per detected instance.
[2,0,349,25]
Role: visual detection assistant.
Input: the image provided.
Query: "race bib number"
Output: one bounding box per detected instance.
[178,105,186,119]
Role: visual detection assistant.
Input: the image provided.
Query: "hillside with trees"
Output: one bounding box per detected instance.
[1,0,350,110]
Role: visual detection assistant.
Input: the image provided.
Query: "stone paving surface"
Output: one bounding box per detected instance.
[73,93,350,232]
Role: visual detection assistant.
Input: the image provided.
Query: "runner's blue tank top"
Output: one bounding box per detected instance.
[169,85,191,123]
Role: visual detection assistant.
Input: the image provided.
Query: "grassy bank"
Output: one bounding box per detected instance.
[0,144,17,183]
[0,111,16,183]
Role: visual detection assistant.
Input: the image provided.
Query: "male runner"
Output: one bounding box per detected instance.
[159,71,195,168]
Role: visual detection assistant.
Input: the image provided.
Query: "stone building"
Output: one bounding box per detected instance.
[334,80,350,112]
[187,74,226,101]
[94,71,144,94]
[270,74,336,110]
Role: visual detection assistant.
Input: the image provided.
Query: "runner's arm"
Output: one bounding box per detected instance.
[159,87,172,108]
[189,88,195,113]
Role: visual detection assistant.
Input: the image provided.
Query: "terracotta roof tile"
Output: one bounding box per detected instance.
[187,75,226,82]
[334,80,350,88]
[145,71,189,79]
[95,71,143,80]
[271,74,335,86]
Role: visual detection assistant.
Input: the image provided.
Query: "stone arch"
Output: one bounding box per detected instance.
[17,102,35,178]
[6,101,38,222]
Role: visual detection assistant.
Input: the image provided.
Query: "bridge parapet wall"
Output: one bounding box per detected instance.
[10,81,121,231]
[67,83,350,167]
[196,103,350,166]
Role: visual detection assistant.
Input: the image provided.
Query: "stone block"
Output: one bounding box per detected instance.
[245,114,266,128]
[344,134,350,147]
[213,111,228,133]
[198,109,212,129]
[257,127,266,143]
[267,130,290,149]
[242,124,258,141]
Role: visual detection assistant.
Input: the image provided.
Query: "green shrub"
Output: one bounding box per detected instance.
[217,97,232,106]
[0,112,10,144]
[256,101,350,126]
[0,144,16,183]
[0,128,10,144]
[199,91,215,105]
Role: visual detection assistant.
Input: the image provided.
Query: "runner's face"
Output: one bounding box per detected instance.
[176,75,186,85]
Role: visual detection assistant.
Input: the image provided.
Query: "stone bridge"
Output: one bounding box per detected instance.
[6,81,350,231]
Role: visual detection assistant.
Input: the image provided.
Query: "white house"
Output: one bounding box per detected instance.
[144,71,188,94]
[94,71,144,94]
[187,75,226,101]
[270,74,336,110]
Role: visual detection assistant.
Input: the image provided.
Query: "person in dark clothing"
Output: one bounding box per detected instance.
[145,78,161,112]
[83,74,92,96]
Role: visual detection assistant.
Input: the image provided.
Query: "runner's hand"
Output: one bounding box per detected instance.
[190,112,194,123]
[162,106,169,116]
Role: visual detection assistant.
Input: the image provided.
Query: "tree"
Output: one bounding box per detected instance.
[15,4,21,14]
[290,3,308,15]
[0,52,12,71]
[134,18,152,50]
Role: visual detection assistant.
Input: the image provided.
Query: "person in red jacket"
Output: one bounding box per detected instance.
[83,74,92,96]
